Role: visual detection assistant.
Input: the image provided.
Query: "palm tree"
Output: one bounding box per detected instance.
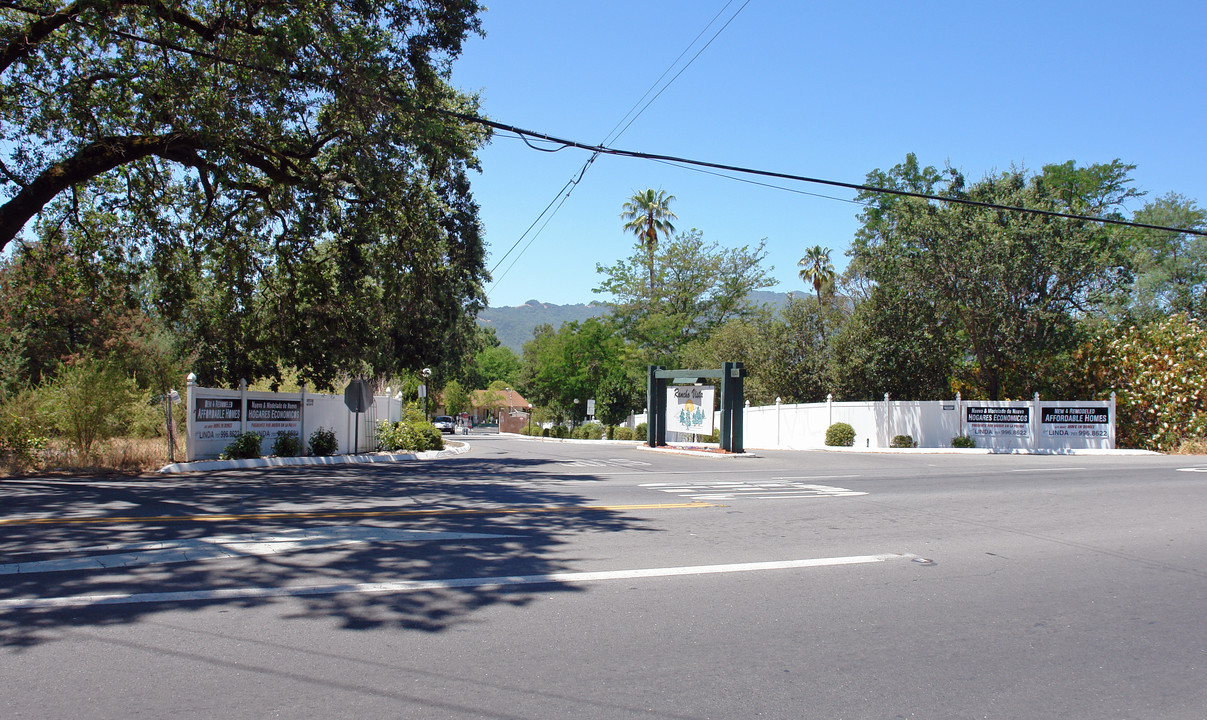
[621,189,677,298]
[798,245,836,300]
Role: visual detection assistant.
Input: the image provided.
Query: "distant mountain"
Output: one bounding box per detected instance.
[477,300,607,353]
[477,291,801,354]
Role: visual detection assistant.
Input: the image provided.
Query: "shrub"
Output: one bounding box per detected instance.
[825,422,856,447]
[890,434,917,448]
[310,426,338,455]
[614,426,634,441]
[418,422,444,451]
[553,425,569,439]
[1,413,47,469]
[43,357,138,457]
[221,431,264,460]
[634,422,648,439]
[577,422,604,440]
[702,428,720,443]
[272,432,303,457]
[606,425,615,440]
[377,420,443,452]
[1070,314,1207,451]
[951,435,976,448]
[541,427,550,437]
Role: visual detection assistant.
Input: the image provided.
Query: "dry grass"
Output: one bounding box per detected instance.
[1173,437,1207,455]
[2,436,179,476]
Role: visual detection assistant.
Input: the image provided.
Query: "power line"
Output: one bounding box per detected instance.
[485,0,754,297]
[56,14,1207,240]
[446,113,1207,238]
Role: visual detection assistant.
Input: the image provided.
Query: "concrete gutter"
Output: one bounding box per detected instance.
[157,441,471,474]
[772,446,1162,456]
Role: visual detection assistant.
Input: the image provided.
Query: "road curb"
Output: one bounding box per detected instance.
[156,441,472,474]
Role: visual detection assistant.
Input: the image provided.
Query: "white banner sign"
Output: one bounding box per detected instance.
[966,406,1030,438]
[666,386,715,435]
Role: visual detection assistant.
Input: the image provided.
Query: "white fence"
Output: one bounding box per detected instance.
[635,393,1116,452]
[184,374,407,461]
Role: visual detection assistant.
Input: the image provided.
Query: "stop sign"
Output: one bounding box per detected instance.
[343,379,373,413]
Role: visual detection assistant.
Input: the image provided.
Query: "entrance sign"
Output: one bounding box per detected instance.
[666,386,715,434]
[647,363,745,452]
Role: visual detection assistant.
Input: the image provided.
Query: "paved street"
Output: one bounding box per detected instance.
[2,436,1206,719]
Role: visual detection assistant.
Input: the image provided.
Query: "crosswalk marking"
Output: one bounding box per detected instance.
[640,480,867,501]
[555,458,654,468]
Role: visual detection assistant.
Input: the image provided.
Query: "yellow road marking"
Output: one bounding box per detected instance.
[0,502,715,527]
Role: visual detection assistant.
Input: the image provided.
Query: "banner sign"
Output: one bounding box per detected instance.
[966,406,1030,438]
[247,398,302,442]
[1041,406,1110,439]
[192,396,244,456]
[666,386,715,435]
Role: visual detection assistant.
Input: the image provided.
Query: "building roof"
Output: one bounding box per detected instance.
[470,387,532,410]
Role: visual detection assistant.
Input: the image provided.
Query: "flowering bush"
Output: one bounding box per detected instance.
[1072,314,1207,451]
[377,420,443,452]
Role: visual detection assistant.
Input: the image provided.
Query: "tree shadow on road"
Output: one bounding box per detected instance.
[0,456,664,649]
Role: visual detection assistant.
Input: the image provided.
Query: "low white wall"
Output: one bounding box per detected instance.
[185,376,407,461]
[631,394,1116,452]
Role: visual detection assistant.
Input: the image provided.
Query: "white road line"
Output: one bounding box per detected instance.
[0,553,916,610]
[644,481,867,501]
[1008,467,1087,473]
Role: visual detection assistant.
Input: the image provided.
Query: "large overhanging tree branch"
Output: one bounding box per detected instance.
[0,0,490,387]
[0,0,486,252]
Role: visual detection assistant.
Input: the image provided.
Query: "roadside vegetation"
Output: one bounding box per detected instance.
[2,6,1204,473]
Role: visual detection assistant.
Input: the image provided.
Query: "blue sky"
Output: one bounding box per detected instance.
[452,1,1207,308]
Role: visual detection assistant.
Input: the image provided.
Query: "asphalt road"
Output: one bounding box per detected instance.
[2,436,1205,719]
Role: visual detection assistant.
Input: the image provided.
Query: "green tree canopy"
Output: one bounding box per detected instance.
[595,230,776,365]
[851,154,1138,399]
[0,1,490,390]
[1117,193,1207,322]
[519,319,636,424]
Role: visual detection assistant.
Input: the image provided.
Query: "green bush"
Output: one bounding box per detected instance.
[1071,314,1207,451]
[1,412,47,468]
[44,357,138,457]
[221,431,264,460]
[825,422,856,447]
[634,422,648,439]
[272,432,303,457]
[377,420,443,452]
[890,434,916,448]
[606,425,615,440]
[309,426,338,455]
[541,427,550,437]
[951,435,977,448]
[418,422,444,451]
[575,422,604,440]
[614,426,634,441]
[553,425,569,439]
[702,428,720,443]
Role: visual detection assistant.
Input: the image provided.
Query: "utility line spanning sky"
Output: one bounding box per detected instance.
[451,0,1207,308]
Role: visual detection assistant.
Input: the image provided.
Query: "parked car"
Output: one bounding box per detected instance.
[433,415,455,434]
